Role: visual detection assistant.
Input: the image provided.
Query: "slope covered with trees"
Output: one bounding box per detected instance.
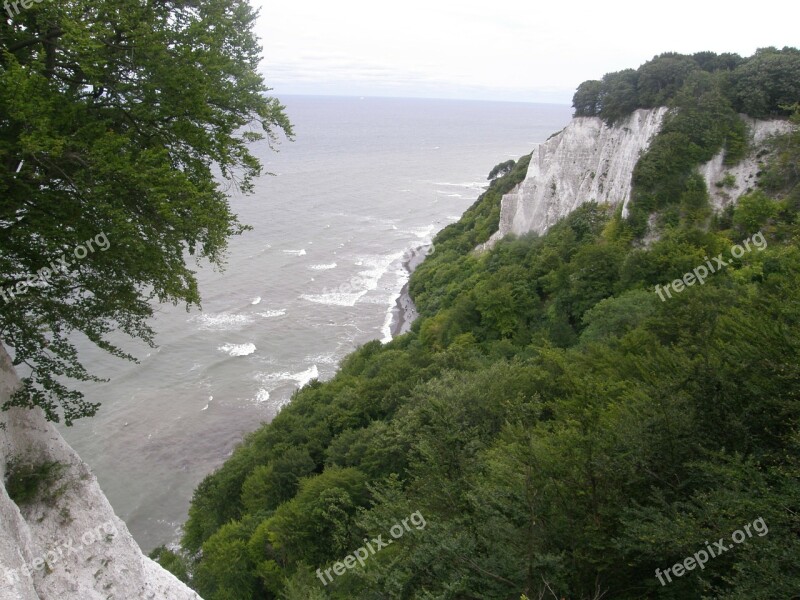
[170,56,800,599]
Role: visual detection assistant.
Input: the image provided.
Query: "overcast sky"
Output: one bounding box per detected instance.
[253,0,798,104]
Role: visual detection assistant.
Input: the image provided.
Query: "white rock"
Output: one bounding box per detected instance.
[0,345,203,600]
[699,116,794,211]
[483,107,668,249]
[482,108,792,249]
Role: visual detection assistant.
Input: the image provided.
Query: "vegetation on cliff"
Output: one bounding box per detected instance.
[572,48,800,123]
[573,48,799,236]
[173,97,800,598]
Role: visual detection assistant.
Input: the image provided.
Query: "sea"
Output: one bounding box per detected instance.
[59,96,572,552]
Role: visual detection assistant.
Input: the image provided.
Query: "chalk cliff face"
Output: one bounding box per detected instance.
[484,107,668,247]
[484,108,791,247]
[699,116,794,211]
[0,346,202,600]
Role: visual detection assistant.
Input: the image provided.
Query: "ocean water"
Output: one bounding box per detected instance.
[59,96,572,552]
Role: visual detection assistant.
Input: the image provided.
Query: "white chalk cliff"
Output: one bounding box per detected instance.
[0,345,202,600]
[484,108,792,247]
[699,116,794,211]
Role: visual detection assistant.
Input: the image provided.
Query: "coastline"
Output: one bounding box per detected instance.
[388,243,432,339]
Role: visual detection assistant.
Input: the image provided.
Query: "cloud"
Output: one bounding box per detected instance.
[253,0,799,102]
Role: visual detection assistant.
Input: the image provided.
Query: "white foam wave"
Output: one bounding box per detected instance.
[218,343,256,357]
[283,249,307,256]
[305,353,338,366]
[257,309,287,318]
[295,364,319,387]
[433,181,486,190]
[193,312,253,331]
[301,251,405,308]
[407,224,436,240]
[300,292,365,307]
[257,364,319,389]
[380,307,395,344]
[251,297,262,305]
[309,263,337,271]
[255,389,270,403]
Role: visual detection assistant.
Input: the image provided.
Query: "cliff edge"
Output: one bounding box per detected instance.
[0,346,202,600]
[483,108,792,248]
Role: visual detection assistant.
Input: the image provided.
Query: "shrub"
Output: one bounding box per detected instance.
[5,460,66,505]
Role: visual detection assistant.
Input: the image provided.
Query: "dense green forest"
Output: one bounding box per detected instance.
[162,53,800,599]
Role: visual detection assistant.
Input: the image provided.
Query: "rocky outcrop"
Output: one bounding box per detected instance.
[699,117,794,211]
[483,107,668,248]
[0,346,201,600]
[483,108,792,248]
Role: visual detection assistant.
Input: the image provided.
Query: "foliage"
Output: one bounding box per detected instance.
[148,546,190,584]
[759,104,800,206]
[175,111,800,598]
[732,191,779,233]
[731,47,800,118]
[55,46,776,598]
[570,49,800,238]
[4,459,66,505]
[571,48,799,123]
[626,71,747,234]
[0,0,292,423]
[488,159,516,180]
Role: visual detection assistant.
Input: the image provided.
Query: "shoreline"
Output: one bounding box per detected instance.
[388,243,432,339]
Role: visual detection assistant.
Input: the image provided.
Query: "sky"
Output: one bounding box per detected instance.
[253,0,798,105]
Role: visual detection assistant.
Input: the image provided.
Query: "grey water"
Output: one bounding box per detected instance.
[59,95,572,552]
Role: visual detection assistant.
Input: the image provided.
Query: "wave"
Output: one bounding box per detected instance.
[257,364,319,389]
[432,181,487,190]
[251,297,262,305]
[218,343,256,357]
[257,309,287,318]
[302,250,407,309]
[193,312,253,331]
[406,224,436,240]
[300,292,365,307]
[282,249,307,256]
[309,263,337,271]
[380,307,395,345]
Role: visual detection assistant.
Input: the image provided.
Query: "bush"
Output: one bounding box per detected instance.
[5,460,66,505]
[150,546,190,583]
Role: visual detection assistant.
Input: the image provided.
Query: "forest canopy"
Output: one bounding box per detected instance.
[572,48,800,123]
[171,97,800,598]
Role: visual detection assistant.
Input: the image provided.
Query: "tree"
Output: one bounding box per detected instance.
[732,47,800,117]
[637,53,698,107]
[572,79,602,117]
[488,159,516,181]
[0,0,292,423]
[597,69,639,124]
